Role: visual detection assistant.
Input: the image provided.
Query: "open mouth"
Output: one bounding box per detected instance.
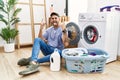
[53,22,58,25]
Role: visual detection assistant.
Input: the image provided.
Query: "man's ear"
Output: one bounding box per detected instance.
[59,17,61,22]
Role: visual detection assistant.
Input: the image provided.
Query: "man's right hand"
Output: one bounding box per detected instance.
[43,39,48,43]
[40,20,46,30]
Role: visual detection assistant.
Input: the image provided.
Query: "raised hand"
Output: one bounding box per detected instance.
[59,22,66,30]
[40,19,46,30]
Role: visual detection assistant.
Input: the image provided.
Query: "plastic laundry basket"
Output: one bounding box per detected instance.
[62,48,109,73]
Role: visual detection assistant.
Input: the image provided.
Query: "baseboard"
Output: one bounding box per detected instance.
[117,56,120,61]
[0,46,4,52]
[0,46,3,49]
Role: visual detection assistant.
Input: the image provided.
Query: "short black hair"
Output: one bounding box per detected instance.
[50,12,60,17]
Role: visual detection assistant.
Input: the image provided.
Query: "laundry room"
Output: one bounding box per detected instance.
[0,0,120,80]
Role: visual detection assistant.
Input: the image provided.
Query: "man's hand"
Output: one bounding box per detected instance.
[40,21,46,30]
[60,22,69,47]
[59,22,66,30]
[44,39,48,43]
[38,19,46,38]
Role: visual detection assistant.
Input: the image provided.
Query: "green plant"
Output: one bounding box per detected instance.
[0,0,21,43]
[0,27,18,43]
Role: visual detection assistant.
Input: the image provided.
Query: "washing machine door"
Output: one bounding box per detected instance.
[83,25,99,44]
[66,22,80,46]
[78,24,101,49]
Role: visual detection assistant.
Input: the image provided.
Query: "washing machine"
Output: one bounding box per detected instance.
[78,13,106,49]
[66,12,120,63]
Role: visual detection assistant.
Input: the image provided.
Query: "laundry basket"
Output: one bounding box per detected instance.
[62,48,109,73]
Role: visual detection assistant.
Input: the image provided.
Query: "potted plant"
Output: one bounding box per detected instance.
[0,0,21,52]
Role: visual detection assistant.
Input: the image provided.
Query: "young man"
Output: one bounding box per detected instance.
[18,12,69,75]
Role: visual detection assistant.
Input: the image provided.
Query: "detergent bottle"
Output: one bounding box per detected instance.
[50,48,61,71]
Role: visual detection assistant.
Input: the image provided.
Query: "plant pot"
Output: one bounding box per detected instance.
[4,43,15,53]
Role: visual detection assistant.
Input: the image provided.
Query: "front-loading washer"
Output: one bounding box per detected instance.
[66,12,120,63]
[78,13,106,49]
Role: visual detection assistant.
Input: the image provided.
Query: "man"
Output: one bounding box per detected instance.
[18,12,69,75]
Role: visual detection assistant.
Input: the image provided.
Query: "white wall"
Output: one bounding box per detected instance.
[118,25,120,56]
[46,0,65,17]
[87,0,97,12]
[68,0,88,24]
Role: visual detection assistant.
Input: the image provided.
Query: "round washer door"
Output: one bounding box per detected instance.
[83,25,99,44]
[79,23,103,48]
[66,22,80,46]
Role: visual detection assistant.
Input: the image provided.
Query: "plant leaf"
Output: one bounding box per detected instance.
[8,0,17,10]
[0,27,10,43]
[0,16,8,25]
[11,18,20,25]
[10,28,19,40]
[0,0,4,7]
[10,17,18,23]
[0,7,7,13]
[0,14,4,18]
[0,27,19,43]
[8,0,17,6]
[13,8,21,16]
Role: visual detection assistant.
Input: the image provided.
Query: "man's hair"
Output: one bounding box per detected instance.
[50,12,60,17]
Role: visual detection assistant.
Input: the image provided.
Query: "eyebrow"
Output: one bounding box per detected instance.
[51,17,58,19]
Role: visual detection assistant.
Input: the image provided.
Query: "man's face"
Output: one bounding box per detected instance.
[50,15,60,27]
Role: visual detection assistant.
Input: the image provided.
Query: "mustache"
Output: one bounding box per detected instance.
[52,21,58,24]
